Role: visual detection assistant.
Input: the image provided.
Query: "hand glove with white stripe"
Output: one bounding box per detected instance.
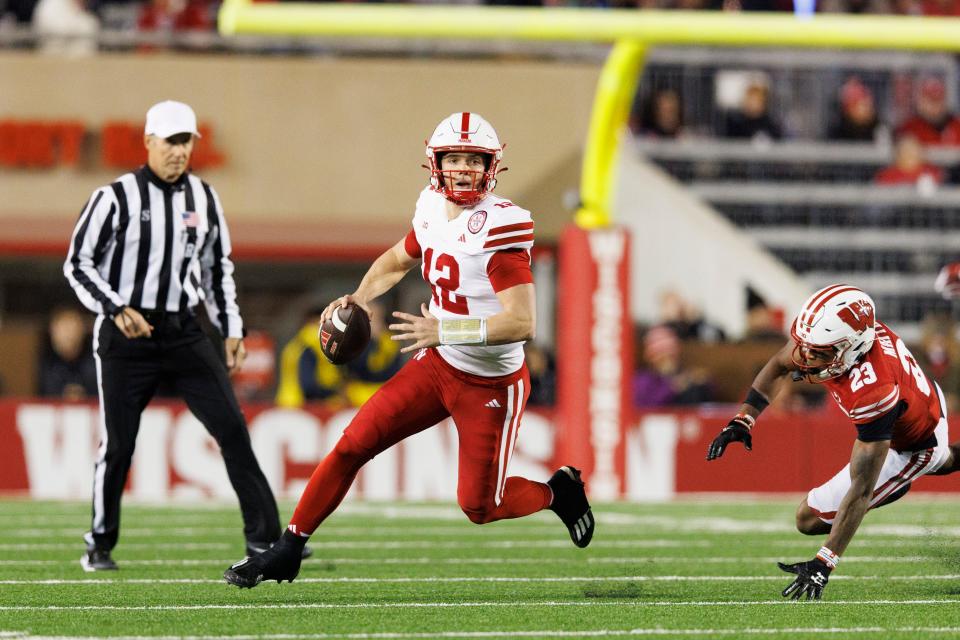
[778,558,832,600]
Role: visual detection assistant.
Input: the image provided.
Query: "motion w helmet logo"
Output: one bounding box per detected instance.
[837,300,874,332]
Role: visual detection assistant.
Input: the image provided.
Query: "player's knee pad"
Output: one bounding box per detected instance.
[458,493,496,524]
[460,505,494,525]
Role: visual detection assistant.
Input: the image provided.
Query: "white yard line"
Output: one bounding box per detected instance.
[2,599,960,611]
[8,628,960,639]
[1,574,958,586]
[0,526,707,538]
[9,503,960,534]
[0,543,230,551]
[0,541,711,551]
[10,521,960,538]
[0,555,933,567]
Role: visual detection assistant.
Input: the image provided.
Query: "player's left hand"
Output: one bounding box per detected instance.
[389,303,439,354]
[225,337,246,375]
[706,415,753,461]
[778,558,831,600]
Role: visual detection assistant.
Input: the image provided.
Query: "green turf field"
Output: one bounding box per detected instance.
[2,498,960,638]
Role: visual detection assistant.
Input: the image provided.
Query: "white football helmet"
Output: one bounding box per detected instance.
[425,112,503,207]
[790,284,877,383]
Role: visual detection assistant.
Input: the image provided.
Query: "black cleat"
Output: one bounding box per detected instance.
[246,540,313,560]
[80,548,118,572]
[225,531,304,588]
[547,466,595,548]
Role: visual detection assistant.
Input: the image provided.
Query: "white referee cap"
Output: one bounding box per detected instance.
[145,100,201,139]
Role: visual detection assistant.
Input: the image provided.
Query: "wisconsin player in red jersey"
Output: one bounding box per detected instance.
[224,112,594,588]
[707,284,960,600]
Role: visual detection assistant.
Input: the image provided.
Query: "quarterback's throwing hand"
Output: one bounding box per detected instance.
[389,303,439,354]
[706,414,754,461]
[320,294,370,326]
[778,558,831,601]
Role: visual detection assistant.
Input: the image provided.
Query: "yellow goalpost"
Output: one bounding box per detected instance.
[218,2,960,231]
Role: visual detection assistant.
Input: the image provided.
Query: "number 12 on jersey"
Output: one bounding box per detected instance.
[423,248,469,315]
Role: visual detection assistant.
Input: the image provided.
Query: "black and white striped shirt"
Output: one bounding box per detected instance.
[64,165,243,338]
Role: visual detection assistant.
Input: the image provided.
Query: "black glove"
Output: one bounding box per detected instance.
[706,415,753,460]
[778,558,831,600]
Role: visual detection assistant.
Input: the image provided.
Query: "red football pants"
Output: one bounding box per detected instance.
[289,348,552,535]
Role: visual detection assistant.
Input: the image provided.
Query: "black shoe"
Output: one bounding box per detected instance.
[246,539,313,560]
[80,548,118,572]
[547,466,594,548]
[225,531,305,588]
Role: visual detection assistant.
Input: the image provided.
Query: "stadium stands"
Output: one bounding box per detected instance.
[634,48,960,341]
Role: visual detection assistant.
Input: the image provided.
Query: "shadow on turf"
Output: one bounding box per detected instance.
[581,581,645,599]
[910,529,960,595]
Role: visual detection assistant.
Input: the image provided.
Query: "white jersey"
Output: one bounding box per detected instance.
[410,187,534,377]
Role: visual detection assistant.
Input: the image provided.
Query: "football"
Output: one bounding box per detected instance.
[319,304,371,365]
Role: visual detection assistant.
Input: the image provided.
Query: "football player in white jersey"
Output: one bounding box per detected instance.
[225,112,595,588]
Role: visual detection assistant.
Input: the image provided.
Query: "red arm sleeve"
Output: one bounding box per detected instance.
[486,249,533,292]
[404,229,421,259]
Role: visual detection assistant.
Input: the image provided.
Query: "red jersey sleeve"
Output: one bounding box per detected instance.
[486,249,533,292]
[404,228,421,259]
[847,382,900,425]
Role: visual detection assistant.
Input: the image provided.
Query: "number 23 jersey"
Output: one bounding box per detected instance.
[823,321,941,450]
[404,187,534,378]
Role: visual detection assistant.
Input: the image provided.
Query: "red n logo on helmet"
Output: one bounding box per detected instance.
[837,300,874,332]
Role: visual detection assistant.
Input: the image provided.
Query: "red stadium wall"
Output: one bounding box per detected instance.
[3,399,959,499]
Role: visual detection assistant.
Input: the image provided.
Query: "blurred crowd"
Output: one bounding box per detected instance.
[634,73,960,189]
[632,286,960,414]
[1,0,216,54]
[36,303,560,409]
[32,289,960,414]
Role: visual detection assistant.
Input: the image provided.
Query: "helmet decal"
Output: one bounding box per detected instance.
[837,299,874,333]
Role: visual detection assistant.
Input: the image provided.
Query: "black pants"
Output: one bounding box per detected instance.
[87,310,280,551]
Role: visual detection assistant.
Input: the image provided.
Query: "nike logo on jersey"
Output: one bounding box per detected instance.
[485,399,501,408]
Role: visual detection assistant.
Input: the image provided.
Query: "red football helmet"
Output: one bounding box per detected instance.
[790,284,877,383]
[425,112,503,207]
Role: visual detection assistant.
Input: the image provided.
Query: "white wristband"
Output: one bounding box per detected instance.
[816,546,840,569]
[439,317,487,345]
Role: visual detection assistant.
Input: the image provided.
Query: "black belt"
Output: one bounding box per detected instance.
[133,307,192,327]
[901,434,938,453]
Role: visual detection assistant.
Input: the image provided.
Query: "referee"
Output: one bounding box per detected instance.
[65,100,283,571]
